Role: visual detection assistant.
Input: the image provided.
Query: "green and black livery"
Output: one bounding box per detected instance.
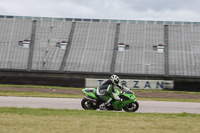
[81,87,139,112]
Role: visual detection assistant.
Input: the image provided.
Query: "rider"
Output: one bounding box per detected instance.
[97,74,123,110]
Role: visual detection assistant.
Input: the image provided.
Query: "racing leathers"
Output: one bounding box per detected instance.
[97,79,123,110]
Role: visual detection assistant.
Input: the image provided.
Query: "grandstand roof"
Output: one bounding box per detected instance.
[1,15,200,25]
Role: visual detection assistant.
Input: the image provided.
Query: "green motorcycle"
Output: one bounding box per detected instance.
[81,87,139,112]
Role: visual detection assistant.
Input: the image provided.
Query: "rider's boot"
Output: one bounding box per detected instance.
[99,98,112,110]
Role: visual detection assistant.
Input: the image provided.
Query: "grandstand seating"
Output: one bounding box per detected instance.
[32,20,72,71]
[116,23,165,75]
[1,16,200,78]
[0,18,32,70]
[64,22,116,72]
[169,25,200,76]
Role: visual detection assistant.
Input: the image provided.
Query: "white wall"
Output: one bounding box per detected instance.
[86,78,174,90]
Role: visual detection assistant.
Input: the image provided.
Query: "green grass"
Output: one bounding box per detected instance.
[133,89,200,95]
[0,84,200,102]
[0,107,199,133]
[0,91,84,98]
[0,91,200,103]
[1,84,200,95]
[137,97,200,103]
[0,84,82,90]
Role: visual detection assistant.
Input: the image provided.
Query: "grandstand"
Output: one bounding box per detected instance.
[0,15,200,90]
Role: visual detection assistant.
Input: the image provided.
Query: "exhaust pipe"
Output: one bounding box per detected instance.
[84,96,97,102]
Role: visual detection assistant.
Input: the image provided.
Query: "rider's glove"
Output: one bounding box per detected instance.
[117,84,123,90]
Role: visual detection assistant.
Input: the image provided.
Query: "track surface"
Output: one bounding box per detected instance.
[0,96,200,114]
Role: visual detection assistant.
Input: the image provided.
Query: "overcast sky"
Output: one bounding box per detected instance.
[1,0,200,22]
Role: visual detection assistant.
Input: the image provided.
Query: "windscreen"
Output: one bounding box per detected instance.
[123,87,134,94]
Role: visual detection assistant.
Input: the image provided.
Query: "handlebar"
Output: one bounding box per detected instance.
[120,87,135,95]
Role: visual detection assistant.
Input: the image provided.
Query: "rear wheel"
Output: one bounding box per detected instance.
[81,98,98,110]
[123,101,139,112]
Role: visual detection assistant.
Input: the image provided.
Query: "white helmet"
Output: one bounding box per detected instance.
[110,74,119,84]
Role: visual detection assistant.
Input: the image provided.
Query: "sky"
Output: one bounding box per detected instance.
[1,0,200,22]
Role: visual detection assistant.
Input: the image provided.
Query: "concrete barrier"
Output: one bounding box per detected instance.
[0,75,85,88]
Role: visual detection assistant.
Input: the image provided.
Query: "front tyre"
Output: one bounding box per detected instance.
[81,98,98,110]
[123,101,139,112]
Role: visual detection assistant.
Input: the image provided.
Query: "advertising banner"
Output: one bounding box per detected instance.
[86,78,173,90]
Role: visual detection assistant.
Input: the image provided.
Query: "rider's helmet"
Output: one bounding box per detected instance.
[110,74,119,84]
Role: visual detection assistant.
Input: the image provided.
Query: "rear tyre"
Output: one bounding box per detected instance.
[81,98,98,110]
[123,101,139,112]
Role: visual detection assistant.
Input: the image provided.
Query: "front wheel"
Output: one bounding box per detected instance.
[81,98,98,110]
[123,101,139,112]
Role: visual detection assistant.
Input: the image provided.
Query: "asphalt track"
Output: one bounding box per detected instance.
[0,96,200,114]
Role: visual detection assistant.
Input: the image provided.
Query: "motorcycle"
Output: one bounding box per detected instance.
[81,87,139,112]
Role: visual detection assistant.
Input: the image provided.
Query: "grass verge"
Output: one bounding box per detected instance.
[0,84,199,102]
[0,84,82,90]
[0,107,199,133]
[133,89,200,95]
[0,91,84,98]
[0,91,200,103]
[137,97,200,103]
[1,84,200,94]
